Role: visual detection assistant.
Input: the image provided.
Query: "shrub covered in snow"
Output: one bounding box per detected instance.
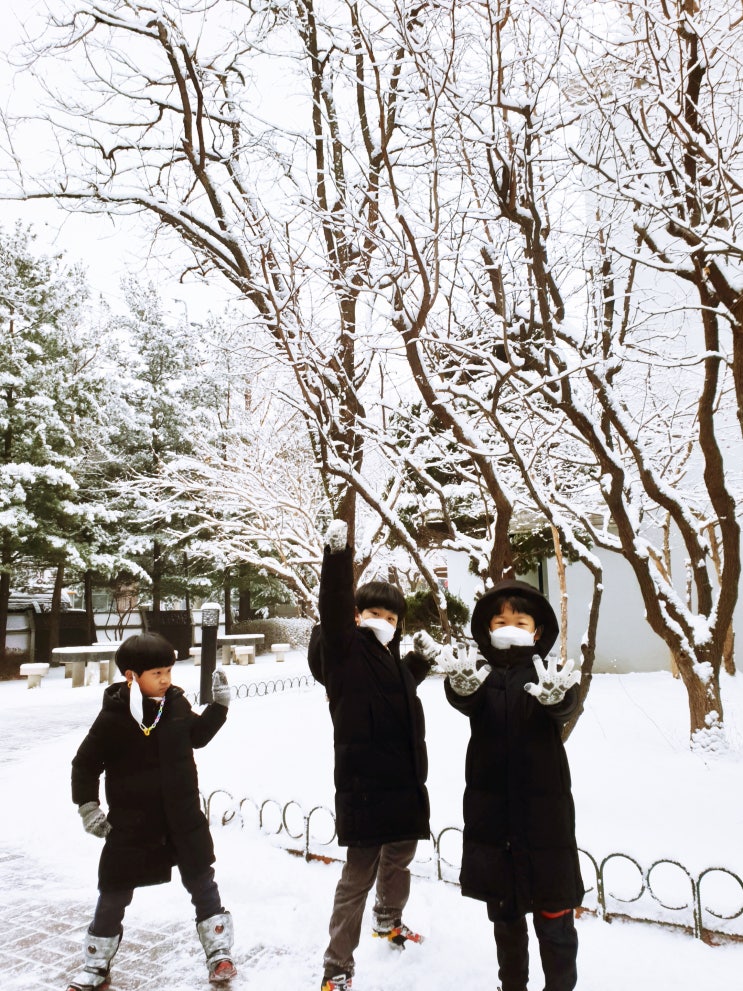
[231,617,314,649]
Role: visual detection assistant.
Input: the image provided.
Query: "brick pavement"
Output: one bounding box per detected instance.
[0,849,219,991]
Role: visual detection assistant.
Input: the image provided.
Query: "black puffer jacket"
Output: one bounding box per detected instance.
[445,579,584,919]
[315,545,431,847]
[72,681,227,892]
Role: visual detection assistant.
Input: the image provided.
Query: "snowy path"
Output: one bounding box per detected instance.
[0,657,740,989]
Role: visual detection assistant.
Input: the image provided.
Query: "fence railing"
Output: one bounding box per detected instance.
[201,789,743,943]
[186,674,316,705]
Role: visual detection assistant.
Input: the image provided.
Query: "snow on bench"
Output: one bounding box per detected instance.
[19,662,50,688]
[270,643,291,663]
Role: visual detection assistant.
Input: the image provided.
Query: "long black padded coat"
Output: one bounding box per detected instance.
[445,579,585,921]
[314,544,431,847]
[71,681,227,892]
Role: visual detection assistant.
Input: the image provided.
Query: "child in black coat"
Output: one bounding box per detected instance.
[313,521,434,991]
[438,579,584,991]
[66,633,237,990]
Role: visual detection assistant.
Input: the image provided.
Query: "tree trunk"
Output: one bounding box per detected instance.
[550,525,568,664]
[675,650,725,748]
[84,569,96,644]
[223,567,233,635]
[238,564,251,621]
[151,539,162,613]
[0,543,10,663]
[48,561,65,660]
[183,552,190,613]
[723,625,736,676]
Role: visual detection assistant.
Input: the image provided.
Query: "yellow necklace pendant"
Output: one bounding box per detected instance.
[142,726,151,737]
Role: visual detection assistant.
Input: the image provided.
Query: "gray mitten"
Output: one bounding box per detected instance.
[412,630,440,665]
[325,519,348,553]
[524,654,581,706]
[439,644,490,696]
[212,668,231,708]
[79,801,111,838]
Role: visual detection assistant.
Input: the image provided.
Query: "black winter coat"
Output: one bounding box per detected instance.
[446,579,585,920]
[72,681,227,892]
[315,545,431,847]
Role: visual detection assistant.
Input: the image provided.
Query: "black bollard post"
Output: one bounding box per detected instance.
[199,601,220,705]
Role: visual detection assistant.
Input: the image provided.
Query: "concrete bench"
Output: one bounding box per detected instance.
[84,661,109,686]
[270,643,290,663]
[19,662,50,688]
[233,646,256,665]
[190,648,201,666]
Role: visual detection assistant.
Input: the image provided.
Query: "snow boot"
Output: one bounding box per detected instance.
[196,911,237,983]
[66,929,121,991]
[321,974,352,991]
[372,921,424,948]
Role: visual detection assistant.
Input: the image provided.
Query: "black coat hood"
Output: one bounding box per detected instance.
[471,579,559,660]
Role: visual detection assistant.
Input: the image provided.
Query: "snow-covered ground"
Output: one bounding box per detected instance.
[1,654,741,989]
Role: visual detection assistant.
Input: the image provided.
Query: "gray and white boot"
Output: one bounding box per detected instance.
[66,929,121,991]
[196,911,237,983]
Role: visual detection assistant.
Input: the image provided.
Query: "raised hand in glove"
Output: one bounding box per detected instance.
[79,801,111,839]
[438,644,491,696]
[412,630,441,666]
[524,655,581,706]
[325,519,348,554]
[212,668,231,708]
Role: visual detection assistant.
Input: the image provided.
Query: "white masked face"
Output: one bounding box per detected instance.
[488,602,539,650]
[359,615,396,646]
[489,626,535,650]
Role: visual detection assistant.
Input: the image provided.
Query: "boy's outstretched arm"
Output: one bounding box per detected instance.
[190,674,229,748]
[318,520,356,637]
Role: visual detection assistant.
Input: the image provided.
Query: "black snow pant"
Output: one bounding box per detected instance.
[91,866,224,936]
[488,908,578,991]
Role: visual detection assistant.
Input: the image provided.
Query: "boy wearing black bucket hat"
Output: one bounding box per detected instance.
[438,579,584,991]
[66,632,237,990]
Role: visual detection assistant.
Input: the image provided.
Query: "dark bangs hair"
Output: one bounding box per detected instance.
[355,581,406,622]
[115,632,177,675]
[488,593,539,624]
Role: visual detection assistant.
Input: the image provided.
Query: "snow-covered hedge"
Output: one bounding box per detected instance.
[231,618,314,650]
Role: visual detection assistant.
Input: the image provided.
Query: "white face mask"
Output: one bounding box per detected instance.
[489,626,535,650]
[360,616,396,646]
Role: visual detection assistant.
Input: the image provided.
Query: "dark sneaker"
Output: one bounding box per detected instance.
[321,973,352,991]
[372,922,424,947]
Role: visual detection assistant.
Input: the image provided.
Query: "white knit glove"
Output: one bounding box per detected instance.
[412,630,441,665]
[212,669,231,708]
[325,520,348,554]
[524,655,581,706]
[439,644,491,696]
[79,801,111,838]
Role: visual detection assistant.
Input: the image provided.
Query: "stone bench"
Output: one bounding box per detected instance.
[270,643,290,663]
[190,648,201,666]
[233,646,256,665]
[19,662,51,688]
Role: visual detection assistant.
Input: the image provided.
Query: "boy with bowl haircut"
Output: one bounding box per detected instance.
[67,632,236,989]
[314,520,434,991]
